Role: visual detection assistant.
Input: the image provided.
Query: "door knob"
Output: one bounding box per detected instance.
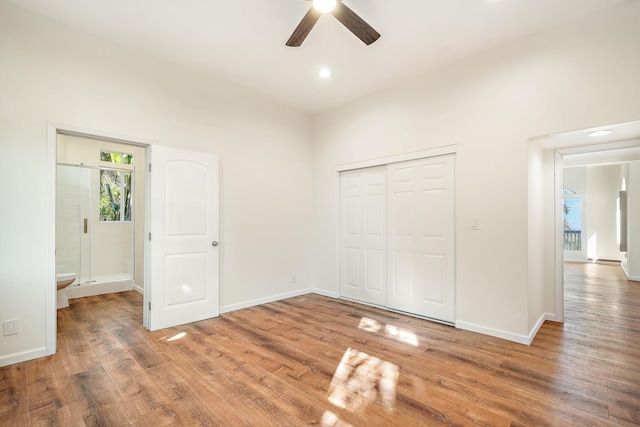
[211,241,219,247]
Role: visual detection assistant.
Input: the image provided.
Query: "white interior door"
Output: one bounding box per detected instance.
[147,145,220,331]
[387,155,455,323]
[339,166,387,306]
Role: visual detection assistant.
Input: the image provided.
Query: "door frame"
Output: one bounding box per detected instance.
[542,129,640,325]
[46,122,154,356]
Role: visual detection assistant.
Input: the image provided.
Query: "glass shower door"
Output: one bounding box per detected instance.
[56,165,92,285]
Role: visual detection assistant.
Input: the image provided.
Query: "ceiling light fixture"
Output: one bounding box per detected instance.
[588,130,613,137]
[313,0,337,13]
[319,67,332,78]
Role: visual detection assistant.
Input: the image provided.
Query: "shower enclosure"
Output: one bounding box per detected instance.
[56,163,135,295]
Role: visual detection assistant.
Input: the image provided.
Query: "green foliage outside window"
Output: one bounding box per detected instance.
[100,150,132,221]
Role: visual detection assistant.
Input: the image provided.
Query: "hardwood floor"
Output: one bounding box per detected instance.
[2,263,640,426]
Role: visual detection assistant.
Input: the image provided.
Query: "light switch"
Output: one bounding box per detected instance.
[470,219,478,230]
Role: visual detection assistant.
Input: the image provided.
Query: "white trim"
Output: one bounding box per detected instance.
[66,281,135,299]
[134,284,144,294]
[46,123,57,356]
[216,289,338,314]
[144,149,151,329]
[456,312,555,346]
[335,169,342,304]
[554,150,565,323]
[0,347,47,368]
[46,121,155,360]
[527,312,551,344]
[312,288,339,298]
[456,321,531,345]
[220,288,313,314]
[52,122,155,147]
[621,262,640,281]
[590,260,621,266]
[548,131,640,326]
[336,145,457,172]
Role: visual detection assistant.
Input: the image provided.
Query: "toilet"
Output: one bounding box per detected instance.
[56,272,76,290]
[56,273,76,309]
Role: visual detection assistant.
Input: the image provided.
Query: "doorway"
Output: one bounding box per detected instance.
[46,123,222,356]
[56,135,145,302]
[532,119,640,324]
[46,123,152,355]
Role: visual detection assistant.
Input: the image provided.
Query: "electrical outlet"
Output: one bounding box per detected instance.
[3,319,18,336]
[291,274,297,283]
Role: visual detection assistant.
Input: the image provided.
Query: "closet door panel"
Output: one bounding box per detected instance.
[339,154,455,323]
[339,166,387,306]
[387,155,455,323]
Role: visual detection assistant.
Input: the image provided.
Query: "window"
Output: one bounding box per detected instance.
[100,151,133,222]
[101,150,133,165]
[563,197,582,250]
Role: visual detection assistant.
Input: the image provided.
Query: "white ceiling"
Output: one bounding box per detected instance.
[5,0,634,113]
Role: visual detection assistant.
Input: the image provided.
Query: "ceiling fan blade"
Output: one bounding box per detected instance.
[286,7,322,47]
[331,2,380,45]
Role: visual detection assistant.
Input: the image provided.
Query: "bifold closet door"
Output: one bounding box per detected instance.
[387,155,455,323]
[339,166,387,306]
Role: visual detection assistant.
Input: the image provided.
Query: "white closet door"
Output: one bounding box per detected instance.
[387,155,455,323]
[339,166,387,306]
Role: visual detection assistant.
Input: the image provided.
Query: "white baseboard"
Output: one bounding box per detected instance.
[457,312,555,346]
[311,288,339,298]
[621,263,640,282]
[134,284,144,294]
[456,321,531,345]
[527,313,551,344]
[0,347,47,367]
[622,261,629,277]
[67,280,134,299]
[220,288,313,314]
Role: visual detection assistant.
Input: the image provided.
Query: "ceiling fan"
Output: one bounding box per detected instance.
[286,0,380,47]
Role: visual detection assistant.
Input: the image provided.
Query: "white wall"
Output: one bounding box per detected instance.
[0,3,313,365]
[625,161,640,280]
[586,165,623,261]
[563,164,624,262]
[313,1,640,340]
[527,143,544,330]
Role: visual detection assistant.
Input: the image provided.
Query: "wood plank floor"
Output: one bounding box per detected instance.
[2,262,640,426]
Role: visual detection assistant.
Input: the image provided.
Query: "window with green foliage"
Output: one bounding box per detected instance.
[101,150,133,165]
[100,151,133,222]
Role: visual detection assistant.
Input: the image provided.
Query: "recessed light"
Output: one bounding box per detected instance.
[588,130,613,137]
[313,0,337,13]
[319,67,332,78]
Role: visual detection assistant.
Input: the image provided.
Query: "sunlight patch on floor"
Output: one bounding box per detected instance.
[321,347,399,425]
[167,332,187,341]
[358,317,419,346]
[158,331,188,342]
[320,410,354,427]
